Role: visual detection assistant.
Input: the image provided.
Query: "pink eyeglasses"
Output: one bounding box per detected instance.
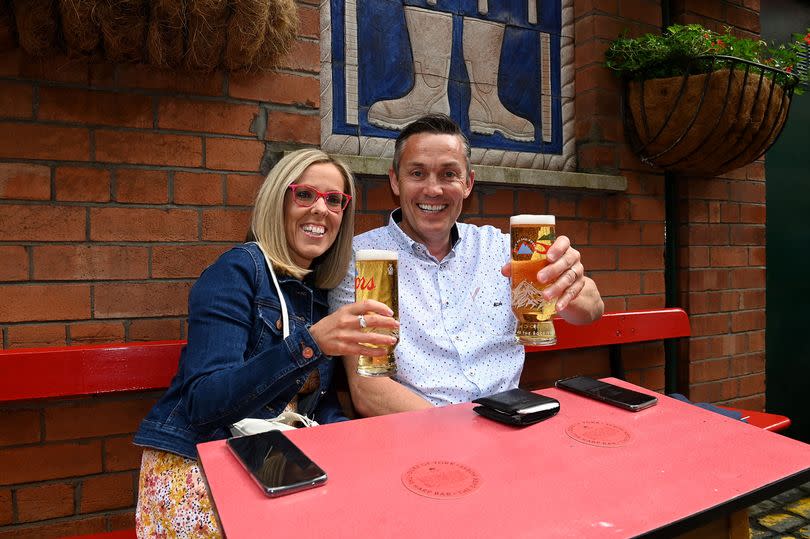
[288,184,352,213]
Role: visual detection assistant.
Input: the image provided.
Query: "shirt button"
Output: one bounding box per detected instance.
[275,318,282,330]
[302,347,314,359]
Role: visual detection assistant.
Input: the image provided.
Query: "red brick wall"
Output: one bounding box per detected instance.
[0,1,321,535]
[551,0,766,408]
[0,4,321,351]
[0,395,153,536]
[669,0,766,410]
[0,0,767,535]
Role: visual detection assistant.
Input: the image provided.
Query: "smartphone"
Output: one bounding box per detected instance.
[226,430,327,497]
[555,375,658,412]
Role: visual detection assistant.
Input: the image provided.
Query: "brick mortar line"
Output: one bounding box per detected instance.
[10,89,319,112]
[0,73,321,100]
[0,199,252,211]
[0,506,139,531]
[0,157,265,176]
[0,165,265,177]
[31,83,39,119]
[82,206,91,243]
[48,163,57,203]
[690,375,766,387]
[196,207,204,242]
[25,244,34,282]
[0,277,196,286]
[151,96,159,130]
[0,241,240,247]
[3,118,318,138]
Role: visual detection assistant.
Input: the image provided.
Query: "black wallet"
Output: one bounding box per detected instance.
[472,388,560,426]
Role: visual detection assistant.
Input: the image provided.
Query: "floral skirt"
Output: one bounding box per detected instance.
[136,448,223,539]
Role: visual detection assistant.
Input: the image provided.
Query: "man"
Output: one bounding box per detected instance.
[328,114,603,416]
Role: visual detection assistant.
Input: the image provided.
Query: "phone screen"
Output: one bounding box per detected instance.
[226,430,327,497]
[556,376,658,410]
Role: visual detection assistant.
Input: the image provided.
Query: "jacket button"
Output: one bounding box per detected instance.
[275,318,282,330]
[302,347,314,359]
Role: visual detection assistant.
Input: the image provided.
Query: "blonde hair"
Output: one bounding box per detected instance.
[251,149,356,288]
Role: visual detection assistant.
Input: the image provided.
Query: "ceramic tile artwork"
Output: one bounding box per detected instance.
[320,0,575,170]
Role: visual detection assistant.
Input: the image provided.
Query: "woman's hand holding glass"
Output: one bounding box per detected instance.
[309,299,399,357]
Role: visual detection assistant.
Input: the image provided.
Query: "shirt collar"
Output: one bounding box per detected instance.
[387,208,461,259]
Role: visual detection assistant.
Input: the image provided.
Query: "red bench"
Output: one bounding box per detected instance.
[717,407,791,432]
[0,340,184,402]
[0,309,789,538]
[526,308,790,431]
[0,342,184,539]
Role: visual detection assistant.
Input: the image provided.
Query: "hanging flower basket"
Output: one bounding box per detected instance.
[0,0,298,72]
[625,56,797,176]
[606,24,808,177]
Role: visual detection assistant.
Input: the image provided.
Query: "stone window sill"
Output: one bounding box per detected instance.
[333,155,626,192]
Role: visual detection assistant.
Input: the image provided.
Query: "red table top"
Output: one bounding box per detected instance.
[197,379,810,538]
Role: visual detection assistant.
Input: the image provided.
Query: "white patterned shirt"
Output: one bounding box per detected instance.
[328,209,523,406]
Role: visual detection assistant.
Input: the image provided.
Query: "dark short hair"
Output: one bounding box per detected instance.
[392,113,471,176]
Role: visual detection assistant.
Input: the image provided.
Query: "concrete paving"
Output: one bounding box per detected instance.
[749,481,810,538]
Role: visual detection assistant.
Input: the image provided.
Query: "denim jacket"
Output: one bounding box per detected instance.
[134,243,346,459]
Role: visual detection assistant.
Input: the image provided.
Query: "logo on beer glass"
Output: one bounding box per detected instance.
[510,215,557,346]
[355,276,376,290]
[354,249,399,377]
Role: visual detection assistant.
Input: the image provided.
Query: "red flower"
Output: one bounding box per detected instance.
[804,33,810,45]
[786,65,793,73]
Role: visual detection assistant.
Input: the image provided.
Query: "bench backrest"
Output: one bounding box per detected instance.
[0,309,690,402]
[525,308,690,352]
[0,340,185,402]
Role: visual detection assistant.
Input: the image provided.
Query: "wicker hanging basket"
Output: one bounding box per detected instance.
[0,0,298,72]
[625,56,799,177]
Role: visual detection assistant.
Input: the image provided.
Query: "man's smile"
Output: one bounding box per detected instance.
[417,203,448,213]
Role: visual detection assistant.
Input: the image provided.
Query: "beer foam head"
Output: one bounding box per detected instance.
[510,214,555,226]
[356,249,398,261]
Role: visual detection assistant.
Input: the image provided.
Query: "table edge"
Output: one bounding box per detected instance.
[639,467,810,538]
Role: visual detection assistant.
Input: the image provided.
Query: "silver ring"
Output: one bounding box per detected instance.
[358,314,367,329]
[568,268,578,283]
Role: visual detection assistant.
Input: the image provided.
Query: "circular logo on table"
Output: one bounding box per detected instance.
[566,421,632,447]
[402,461,481,499]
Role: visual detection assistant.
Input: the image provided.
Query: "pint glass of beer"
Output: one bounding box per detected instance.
[510,215,557,346]
[354,249,399,376]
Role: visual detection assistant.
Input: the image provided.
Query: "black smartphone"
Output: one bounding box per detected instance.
[555,375,658,412]
[226,430,327,497]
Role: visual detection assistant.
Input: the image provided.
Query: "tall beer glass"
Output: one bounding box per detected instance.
[510,215,557,345]
[354,249,399,376]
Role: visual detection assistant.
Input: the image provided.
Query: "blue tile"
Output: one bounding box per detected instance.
[328,0,565,155]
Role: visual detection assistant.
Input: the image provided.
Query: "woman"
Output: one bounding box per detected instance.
[133,149,398,538]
